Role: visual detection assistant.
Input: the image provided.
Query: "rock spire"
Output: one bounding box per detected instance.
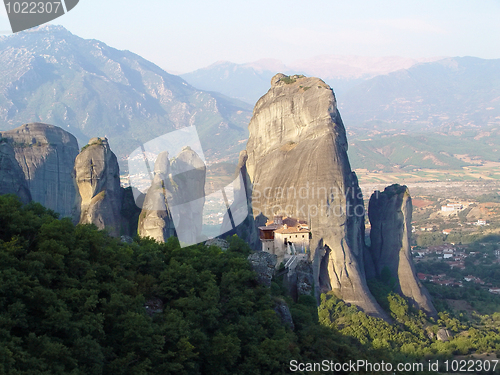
[0,123,79,217]
[138,146,206,244]
[245,74,387,318]
[74,137,123,236]
[0,137,31,204]
[367,184,437,317]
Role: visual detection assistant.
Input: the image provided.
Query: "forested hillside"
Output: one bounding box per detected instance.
[2,194,500,374]
[0,194,377,374]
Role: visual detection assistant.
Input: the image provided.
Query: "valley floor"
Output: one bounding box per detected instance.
[356,163,500,186]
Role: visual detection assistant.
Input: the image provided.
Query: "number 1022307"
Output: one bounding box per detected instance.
[5,2,62,14]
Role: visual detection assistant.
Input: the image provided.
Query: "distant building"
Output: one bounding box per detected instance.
[417,273,428,281]
[259,215,311,265]
[447,261,465,269]
[441,203,464,212]
[443,249,454,259]
[475,219,487,226]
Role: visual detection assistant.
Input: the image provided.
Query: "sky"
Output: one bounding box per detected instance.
[1,0,500,73]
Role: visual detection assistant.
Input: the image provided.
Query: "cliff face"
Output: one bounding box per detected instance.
[74,138,122,236]
[169,147,206,244]
[138,151,175,243]
[368,184,437,317]
[245,74,387,318]
[0,25,252,166]
[219,150,260,248]
[0,123,79,217]
[138,146,206,245]
[0,138,31,204]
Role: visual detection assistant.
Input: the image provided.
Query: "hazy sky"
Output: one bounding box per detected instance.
[1,0,499,73]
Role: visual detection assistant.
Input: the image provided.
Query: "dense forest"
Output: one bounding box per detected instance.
[0,194,377,374]
[1,194,500,374]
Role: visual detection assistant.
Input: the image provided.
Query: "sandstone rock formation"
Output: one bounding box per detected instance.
[283,259,315,302]
[74,137,123,236]
[248,251,277,287]
[368,184,437,317]
[220,150,260,248]
[205,238,230,251]
[437,328,452,342]
[120,186,142,237]
[138,151,175,242]
[0,123,79,217]
[274,299,294,330]
[295,260,314,297]
[0,138,31,204]
[245,74,387,319]
[138,147,206,245]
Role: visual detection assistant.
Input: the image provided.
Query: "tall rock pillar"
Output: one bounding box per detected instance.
[0,123,79,217]
[368,184,437,317]
[0,137,32,204]
[138,146,206,245]
[245,74,387,319]
[74,137,123,236]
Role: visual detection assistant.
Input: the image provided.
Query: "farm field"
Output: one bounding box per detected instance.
[355,162,500,185]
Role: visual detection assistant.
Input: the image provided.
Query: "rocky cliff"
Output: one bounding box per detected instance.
[245,74,387,319]
[138,151,175,242]
[138,146,206,245]
[74,137,123,236]
[368,184,437,317]
[0,123,79,217]
[0,25,252,165]
[0,137,31,203]
[219,149,261,248]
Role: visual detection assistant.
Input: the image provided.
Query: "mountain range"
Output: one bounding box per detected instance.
[340,57,500,129]
[182,57,500,131]
[1,26,499,173]
[182,57,500,172]
[0,25,252,167]
[181,56,443,104]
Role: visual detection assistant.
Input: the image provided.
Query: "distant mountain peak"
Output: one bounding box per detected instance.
[206,60,235,69]
[243,59,287,73]
[181,55,448,105]
[24,24,73,35]
[0,25,252,166]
